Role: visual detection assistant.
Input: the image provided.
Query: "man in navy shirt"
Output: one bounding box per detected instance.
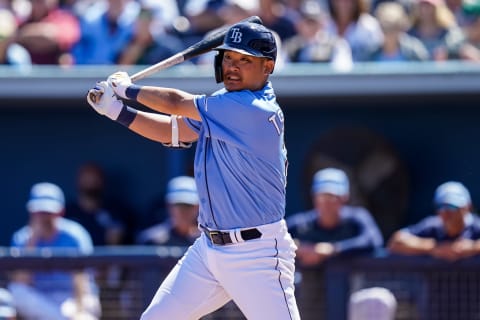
[287,167,383,267]
[388,182,480,319]
[136,176,200,246]
[388,181,480,261]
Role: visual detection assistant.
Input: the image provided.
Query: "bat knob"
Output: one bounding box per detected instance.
[87,90,102,105]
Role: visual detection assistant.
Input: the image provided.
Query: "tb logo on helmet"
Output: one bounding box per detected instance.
[230,28,243,43]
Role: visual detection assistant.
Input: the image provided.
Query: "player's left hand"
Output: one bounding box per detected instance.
[107,71,132,99]
[87,81,124,120]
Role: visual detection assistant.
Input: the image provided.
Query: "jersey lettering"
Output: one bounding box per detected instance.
[230,28,242,43]
[268,110,284,136]
[268,110,288,187]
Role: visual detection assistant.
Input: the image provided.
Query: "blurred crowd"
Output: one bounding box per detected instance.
[7,164,480,319]
[1,0,480,71]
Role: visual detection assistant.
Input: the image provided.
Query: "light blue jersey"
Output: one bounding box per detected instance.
[11,217,94,304]
[185,82,287,230]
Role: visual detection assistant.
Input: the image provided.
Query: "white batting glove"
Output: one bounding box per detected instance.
[107,71,132,99]
[86,81,124,120]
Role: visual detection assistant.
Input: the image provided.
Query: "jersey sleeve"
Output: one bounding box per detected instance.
[183,94,204,133]
[333,207,383,253]
[59,218,94,254]
[10,227,29,247]
[402,216,440,238]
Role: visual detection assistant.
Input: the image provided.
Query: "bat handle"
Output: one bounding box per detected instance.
[89,90,102,104]
[90,51,184,103]
[88,74,134,104]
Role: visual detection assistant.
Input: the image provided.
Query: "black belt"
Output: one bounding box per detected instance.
[203,227,262,245]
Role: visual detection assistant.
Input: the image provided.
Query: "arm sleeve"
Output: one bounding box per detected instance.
[333,208,384,253]
[402,216,438,238]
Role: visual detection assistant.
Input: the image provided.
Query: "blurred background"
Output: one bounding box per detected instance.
[1,0,480,319]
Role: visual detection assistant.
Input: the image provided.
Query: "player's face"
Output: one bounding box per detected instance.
[222,51,273,92]
[29,211,59,239]
[313,193,344,228]
[169,203,199,230]
[437,205,467,236]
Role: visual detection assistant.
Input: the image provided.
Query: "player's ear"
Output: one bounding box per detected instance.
[264,59,274,75]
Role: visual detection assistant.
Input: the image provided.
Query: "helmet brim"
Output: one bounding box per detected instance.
[214,44,268,59]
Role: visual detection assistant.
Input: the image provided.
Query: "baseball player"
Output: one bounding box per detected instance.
[287,168,383,267]
[87,22,300,319]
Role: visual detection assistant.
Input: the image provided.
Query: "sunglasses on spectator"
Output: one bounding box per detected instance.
[436,204,461,212]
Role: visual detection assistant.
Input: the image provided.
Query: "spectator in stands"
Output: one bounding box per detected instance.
[287,168,383,267]
[407,0,463,60]
[66,162,135,246]
[283,0,306,20]
[283,1,339,63]
[217,0,259,25]
[388,181,480,261]
[445,0,480,61]
[14,0,80,65]
[71,0,141,64]
[9,182,100,320]
[137,176,200,246]
[0,8,31,68]
[348,287,397,320]
[325,0,384,61]
[0,287,17,320]
[258,0,298,42]
[282,0,353,70]
[117,1,187,65]
[369,1,429,61]
[182,0,226,44]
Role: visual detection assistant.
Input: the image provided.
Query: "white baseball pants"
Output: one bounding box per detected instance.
[140,219,300,320]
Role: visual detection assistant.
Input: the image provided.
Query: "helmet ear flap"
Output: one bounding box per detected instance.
[214,51,224,83]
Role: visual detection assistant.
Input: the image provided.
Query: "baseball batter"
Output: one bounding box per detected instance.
[87,22,300,319]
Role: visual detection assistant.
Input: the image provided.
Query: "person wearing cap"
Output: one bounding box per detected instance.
[287,167,383,267]
[369,2,429,62]
[9,182,101,320]
[87,21,300,319]
[348,287,397,320]
[136,176,200,246]
[388,181,480,261]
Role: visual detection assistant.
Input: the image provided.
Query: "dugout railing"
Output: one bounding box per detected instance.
[1,246,480,320]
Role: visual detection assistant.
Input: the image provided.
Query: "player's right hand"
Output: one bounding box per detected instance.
[107,71,132,99]
[86,81,124,120]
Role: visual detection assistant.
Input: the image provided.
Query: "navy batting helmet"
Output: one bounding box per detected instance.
[214,22,277,83]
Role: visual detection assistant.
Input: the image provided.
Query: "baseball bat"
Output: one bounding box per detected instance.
[90,16,263,103]
[131,15,263,81]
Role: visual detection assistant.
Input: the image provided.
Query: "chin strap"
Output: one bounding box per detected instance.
[214,51,224,83]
